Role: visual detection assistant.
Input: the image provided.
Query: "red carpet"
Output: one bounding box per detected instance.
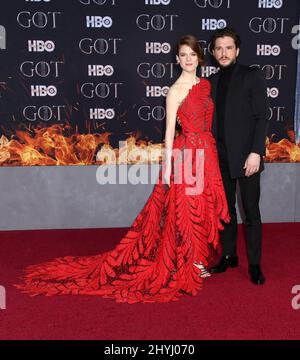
[0,224,300,340]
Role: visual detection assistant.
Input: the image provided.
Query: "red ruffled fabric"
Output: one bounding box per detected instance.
[15,78,230,303]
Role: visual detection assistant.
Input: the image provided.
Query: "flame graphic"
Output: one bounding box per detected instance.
[265,131,300,162]
[0,125,299,166]
[0,124,163,166]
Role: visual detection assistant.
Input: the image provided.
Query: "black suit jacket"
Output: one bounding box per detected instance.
[210,63,268,179]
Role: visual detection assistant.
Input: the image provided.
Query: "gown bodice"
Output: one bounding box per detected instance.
[176,78,214,134]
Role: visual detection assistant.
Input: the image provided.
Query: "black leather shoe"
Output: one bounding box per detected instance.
[248,265,265,285]
[210,255,239,273]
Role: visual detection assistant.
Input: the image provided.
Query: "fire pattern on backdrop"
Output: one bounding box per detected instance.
[0,125,299,166]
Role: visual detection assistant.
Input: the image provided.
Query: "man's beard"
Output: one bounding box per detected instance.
[217,58,237,69]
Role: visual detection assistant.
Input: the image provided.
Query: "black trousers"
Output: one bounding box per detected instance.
[219,154,262,265]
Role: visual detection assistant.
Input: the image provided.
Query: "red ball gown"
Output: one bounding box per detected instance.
[16,78,229,303]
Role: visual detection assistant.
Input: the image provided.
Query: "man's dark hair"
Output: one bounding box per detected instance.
[210,27,241,50]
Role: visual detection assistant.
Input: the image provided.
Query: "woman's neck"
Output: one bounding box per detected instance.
[179,71,198,84]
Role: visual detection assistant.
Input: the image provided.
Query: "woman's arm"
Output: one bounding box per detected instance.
[163,86,179,186]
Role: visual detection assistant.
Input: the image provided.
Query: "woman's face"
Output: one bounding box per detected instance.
[176,45,199,73]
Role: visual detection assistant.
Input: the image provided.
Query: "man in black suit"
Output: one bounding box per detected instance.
[209,28,268,285]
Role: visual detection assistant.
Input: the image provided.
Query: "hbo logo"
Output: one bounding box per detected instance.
[88,65,114,76]
[146,42,171,54]
[257,44,281,56]
[31,85,57,97]
[28,40,55,52]
[90,108,115,119]
[146,86,169,97]
[86,16,113,28]
[202,19,227,30]
[258,0,283,8]
[145,0,171,4]
[267,87,279,98]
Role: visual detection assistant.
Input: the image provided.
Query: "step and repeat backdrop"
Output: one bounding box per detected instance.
[0,0,299,165]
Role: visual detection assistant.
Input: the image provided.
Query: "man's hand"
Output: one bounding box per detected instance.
[243,152,261,177]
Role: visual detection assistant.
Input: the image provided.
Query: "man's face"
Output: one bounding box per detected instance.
[212,36,240,68]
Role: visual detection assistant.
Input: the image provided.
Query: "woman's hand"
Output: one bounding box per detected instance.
[162,165,171,188]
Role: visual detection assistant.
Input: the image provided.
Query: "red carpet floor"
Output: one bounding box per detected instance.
[0,223,300,340]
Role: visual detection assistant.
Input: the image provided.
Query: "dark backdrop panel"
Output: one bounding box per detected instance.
[0,0,299,165]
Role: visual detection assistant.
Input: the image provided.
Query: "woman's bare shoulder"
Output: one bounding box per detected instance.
[167,82,181,100]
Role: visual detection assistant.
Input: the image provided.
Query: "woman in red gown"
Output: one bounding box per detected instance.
[16,36,229,303]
